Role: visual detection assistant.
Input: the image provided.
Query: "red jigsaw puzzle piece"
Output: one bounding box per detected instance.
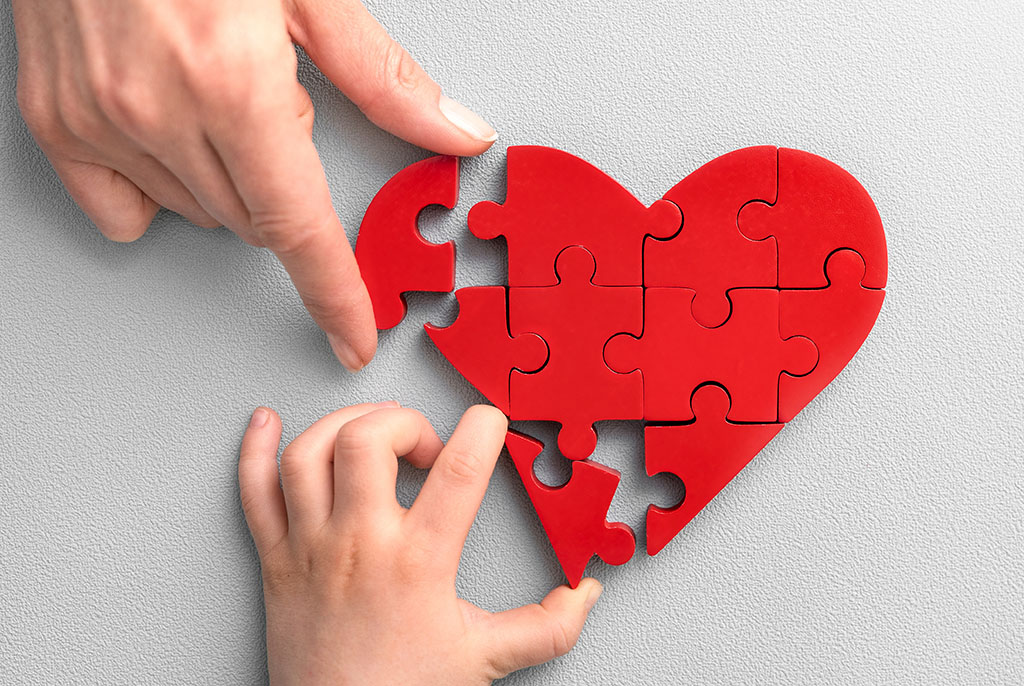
[605,287,817,422]
[469,146,680,287]
[354,155,458,330]
[505,430,636,588]
[644,145,779,327]
[645,385,783,555]
[509,246,643,459]
[738,148,888,289]
[425,287,548,414]
[778,249,886,421]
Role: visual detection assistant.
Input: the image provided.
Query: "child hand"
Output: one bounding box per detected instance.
[239,402,603,685]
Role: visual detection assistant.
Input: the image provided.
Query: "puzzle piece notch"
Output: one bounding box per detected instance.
[505,430,635,588]
[469,145,681,287]
[645,384,783,555]
[645,145,779,328]
[425,287,548,414]
[604,287,817,423]
[778,249,886,421]
[510,246,643,459]
[738,147,888,290]
[354,155,458,330]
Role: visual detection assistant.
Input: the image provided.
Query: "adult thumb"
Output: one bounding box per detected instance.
[482,579,603,678]
[290,0,497,155]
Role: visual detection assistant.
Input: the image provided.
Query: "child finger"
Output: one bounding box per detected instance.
[332,408,444,523]
[406,405,507,569]
[238,407,286,554]
[277,402,395,533]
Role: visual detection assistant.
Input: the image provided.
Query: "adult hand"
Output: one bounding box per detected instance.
[239,403,603,685]
[12,0,497,370]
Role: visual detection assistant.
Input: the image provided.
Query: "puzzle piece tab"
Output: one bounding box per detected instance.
[354,155,458,329]
[425,287,548,414]
[510,246,643,459]
[645,385,783,555]
[604,287,817,422]
[469,146,680,287]
[644,145,779,327]
[738,148,888,289]
[778,249,886,421]
[505,430,636,588]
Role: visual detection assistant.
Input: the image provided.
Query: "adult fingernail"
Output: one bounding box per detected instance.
[584,581,603,611]
[249,407,270,428]
[328,334,366,373]
[375,400,401,408]
[439,94,497,143]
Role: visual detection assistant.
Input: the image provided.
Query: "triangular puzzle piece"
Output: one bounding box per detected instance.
[510,246,643,459]
[425,287,548,414]
[738,148,888,289]
[505,430,636,588]
[645,385,783,555]
[469,146,681,287]
[605,287,817,423]
[644,145,779,327]
[778,249,886,421]
[354,155,458,330]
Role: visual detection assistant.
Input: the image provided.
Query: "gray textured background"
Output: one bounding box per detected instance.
[2,0,1022,684]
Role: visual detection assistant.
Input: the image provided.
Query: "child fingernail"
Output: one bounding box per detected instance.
[439,94,497,143]
[249,407,270,428]
[375,400,401,408]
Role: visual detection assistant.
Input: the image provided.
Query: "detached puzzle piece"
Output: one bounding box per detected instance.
[738,148,888,289]
[605,287,817,423]
[425,287,548,414]
[645,385,783,555]
[645,145,779,327]
[510,246,643,459]
[505,430,636,588]
[778,249,886,421]
[354,155,458,329]
[469,146,681,287]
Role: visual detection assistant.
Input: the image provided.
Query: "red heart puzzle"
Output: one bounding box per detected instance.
[355,146,887,587]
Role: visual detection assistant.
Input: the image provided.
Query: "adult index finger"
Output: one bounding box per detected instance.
[207,97,377,371]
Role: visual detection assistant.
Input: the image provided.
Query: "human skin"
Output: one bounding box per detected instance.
[239,402,603,684]
[12,0,497,371]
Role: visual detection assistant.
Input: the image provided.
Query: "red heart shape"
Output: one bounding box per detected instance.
[356,146,886,587]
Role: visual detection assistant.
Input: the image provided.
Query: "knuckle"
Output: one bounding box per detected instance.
[260,533,368,598]
[253,208,332,256]
[180,31,295,111]
[306,541,354,586]
[16,77,60,140]
[260,553,305,596]
[380,42,421,94]
[277,448,310,483]
[188,56,255,107]
[238,488,263,520]
[440,445,483,486]
[88,71,162,140]
[59,101,105,144]
[361,41,424,116]
[548,612,575,657]
[334,420,377,456]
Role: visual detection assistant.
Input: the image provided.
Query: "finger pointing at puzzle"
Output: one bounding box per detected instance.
[13,0,497,371]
